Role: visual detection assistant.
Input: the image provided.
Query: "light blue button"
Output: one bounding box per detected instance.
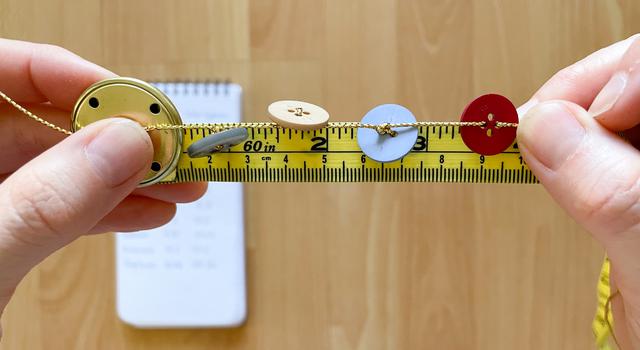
[357,104,419,163]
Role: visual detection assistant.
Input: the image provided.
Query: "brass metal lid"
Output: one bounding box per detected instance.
[71,77,183,186]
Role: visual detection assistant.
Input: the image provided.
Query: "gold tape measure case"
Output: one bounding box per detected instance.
[71,78,183,186]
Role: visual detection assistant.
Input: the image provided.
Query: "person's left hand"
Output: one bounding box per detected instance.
[0,38,207,328]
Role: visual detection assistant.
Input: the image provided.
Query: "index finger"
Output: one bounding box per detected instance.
[521,34,639,115]
[0,38,116,110]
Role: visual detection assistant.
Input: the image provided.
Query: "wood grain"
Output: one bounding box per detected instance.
[1,1,638,349]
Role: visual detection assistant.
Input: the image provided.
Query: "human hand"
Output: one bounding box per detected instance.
[0,39,207,327]
[517,34,640,348]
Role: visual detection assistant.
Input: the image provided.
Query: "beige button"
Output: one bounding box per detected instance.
[267,100,330,130]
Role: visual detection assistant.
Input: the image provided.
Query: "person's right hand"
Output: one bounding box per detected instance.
[517,34,640,348]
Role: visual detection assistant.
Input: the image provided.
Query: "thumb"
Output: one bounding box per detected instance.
[518,100,640,341]
[518,101,640,242]
[0,118,152,293]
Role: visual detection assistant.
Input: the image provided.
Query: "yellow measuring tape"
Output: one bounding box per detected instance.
[594,257,617,349]
[172,125,534,183]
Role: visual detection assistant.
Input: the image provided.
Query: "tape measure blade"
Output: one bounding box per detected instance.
[169,126,536,183]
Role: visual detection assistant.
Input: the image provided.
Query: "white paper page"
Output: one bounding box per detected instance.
[116,82,246,328]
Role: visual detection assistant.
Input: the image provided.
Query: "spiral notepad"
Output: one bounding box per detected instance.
[115,81,246,328]
[153,81,243,124]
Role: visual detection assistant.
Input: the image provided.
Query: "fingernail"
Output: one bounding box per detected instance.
[85,119,152,187]
[518,102,585,171]
[517,99,538,119]
[590,72,628,118]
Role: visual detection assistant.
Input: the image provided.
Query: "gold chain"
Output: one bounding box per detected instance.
[0,90,74,135]
[0,90,518,136]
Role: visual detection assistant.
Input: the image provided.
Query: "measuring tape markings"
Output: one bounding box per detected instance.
[172,125,537,183]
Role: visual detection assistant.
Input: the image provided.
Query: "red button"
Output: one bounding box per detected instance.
[460,94,518,156]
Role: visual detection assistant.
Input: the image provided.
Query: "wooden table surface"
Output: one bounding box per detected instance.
[1,1,639,349]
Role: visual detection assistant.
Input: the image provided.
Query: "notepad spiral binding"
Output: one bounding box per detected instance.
[153,79,234,96]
